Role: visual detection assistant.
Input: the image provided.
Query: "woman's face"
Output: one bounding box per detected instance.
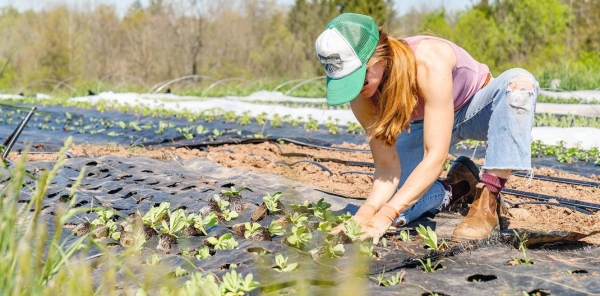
[360,61,385,98]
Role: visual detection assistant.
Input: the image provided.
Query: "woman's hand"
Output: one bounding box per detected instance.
[358,204,399,244]
[331,203,377,234]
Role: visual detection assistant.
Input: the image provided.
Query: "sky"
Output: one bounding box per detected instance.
[0,0,474,16]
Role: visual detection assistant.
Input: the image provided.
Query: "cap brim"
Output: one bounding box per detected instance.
[326,64,366,106]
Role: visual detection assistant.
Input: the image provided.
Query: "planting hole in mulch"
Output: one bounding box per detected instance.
[466,274,498,282]
[527,289,551,296]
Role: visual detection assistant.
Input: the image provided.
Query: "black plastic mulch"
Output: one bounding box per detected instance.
[3,154,598,295]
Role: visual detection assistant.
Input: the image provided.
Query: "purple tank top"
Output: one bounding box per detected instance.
[402,36,490,121]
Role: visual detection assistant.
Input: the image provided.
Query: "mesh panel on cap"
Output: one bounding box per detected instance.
[329,14,378,63]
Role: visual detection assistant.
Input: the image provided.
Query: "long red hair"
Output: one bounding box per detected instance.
[367,29,418,146]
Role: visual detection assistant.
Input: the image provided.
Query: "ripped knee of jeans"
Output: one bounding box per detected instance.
[506,73,537,114]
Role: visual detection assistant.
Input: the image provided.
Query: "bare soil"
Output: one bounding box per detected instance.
[15,141,600,245]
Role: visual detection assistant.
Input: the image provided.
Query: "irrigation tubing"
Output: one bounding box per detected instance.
[2,106,37,161]
[275,160,333,176]
[503,200,594,215]
[275,138,370,153]
[512,171,600,188]
[502,188,600,212]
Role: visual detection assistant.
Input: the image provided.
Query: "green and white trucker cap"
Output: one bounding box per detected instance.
[315,13,379,105]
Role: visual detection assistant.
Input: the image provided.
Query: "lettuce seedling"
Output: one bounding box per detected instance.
[263,191,282,213]
[207,233,238,250]
[273,253,298,272]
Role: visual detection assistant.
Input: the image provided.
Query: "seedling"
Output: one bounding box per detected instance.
[307,198,334,221]
[141,202,170,231]
[221,269,260,295]
[375,269,405,286]
[359,244,376,258]
[263,191,282,213]
[304,117,319,131]
[160,209,189,237]
[512,230,535,265]
[399,230,410,242]
[207,233,238,250]
[343,219,364,242]
[195,246,212,260]
[146,254,161,266]
[91,208,120,240]
[221,186,247,197]
[190,211,218,235]
[325,118,340,135]
[176,126,194,139]
[286,226,312,249]
[325,240,345,258]
[417,258,444,273]
[244,222,262,239]
[222,209,239,221]
[213,194,230,212]
[317,221,333,232]
[289,212,308,227]
[268,220,286,236]
[416,225,447,251]
[273,253,298,272]
[173,266,187,278]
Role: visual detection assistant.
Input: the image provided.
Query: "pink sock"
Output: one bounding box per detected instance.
[481,173,507,195]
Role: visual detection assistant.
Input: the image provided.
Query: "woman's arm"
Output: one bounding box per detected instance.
[360,39,456,242]
[385,39,456,213]
[350,95,401,213]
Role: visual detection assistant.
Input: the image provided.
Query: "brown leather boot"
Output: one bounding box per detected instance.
[440,156,480,208]
[452,183,500,240]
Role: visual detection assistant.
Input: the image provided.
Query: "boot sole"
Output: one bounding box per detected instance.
[451,225,501,242]
[453,156,481,181]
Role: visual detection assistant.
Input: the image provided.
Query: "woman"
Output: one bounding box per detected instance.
[315,13,539,243]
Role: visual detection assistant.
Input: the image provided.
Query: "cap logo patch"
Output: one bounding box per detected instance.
[318,53,343,74]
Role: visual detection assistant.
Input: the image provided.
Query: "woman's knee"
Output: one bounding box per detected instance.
[499,69,539,114]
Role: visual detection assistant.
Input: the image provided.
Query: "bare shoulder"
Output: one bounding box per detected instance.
[413,38,456,69]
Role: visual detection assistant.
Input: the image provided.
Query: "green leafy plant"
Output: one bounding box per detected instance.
[268,220,286,236]
[141,202,170,230]
[263,191,282,213]
[307,198,335,221]
[286,226,312,249]
[317,221,333,232]
[221,269,260,296]
[145,254,161,266]
[222,209,239,221]
[374,269,405,287]
[207,233,239,250]
[160,209,189,237]
[512,230,535,265]
[360,244,377,258]
[244,222,262,239]
[325,240,345,258]
[303,117,319,131]
[221,186,247,197]
[189,211,218,235]
[91,208,120,240]
[343,219,364,242]
[399,229,410,242]
[273,253,298,272]
[289,212,308,227]
[195,246,212,260]
[176,126,195,139]
[325,118,340,134]
[416,225,447,251]
[417,258,444,273]
[213,194,230,212]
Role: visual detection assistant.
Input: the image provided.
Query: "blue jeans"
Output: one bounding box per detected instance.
[394,68,539,225]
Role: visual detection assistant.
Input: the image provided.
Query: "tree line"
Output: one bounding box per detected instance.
[0,0,598,93]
